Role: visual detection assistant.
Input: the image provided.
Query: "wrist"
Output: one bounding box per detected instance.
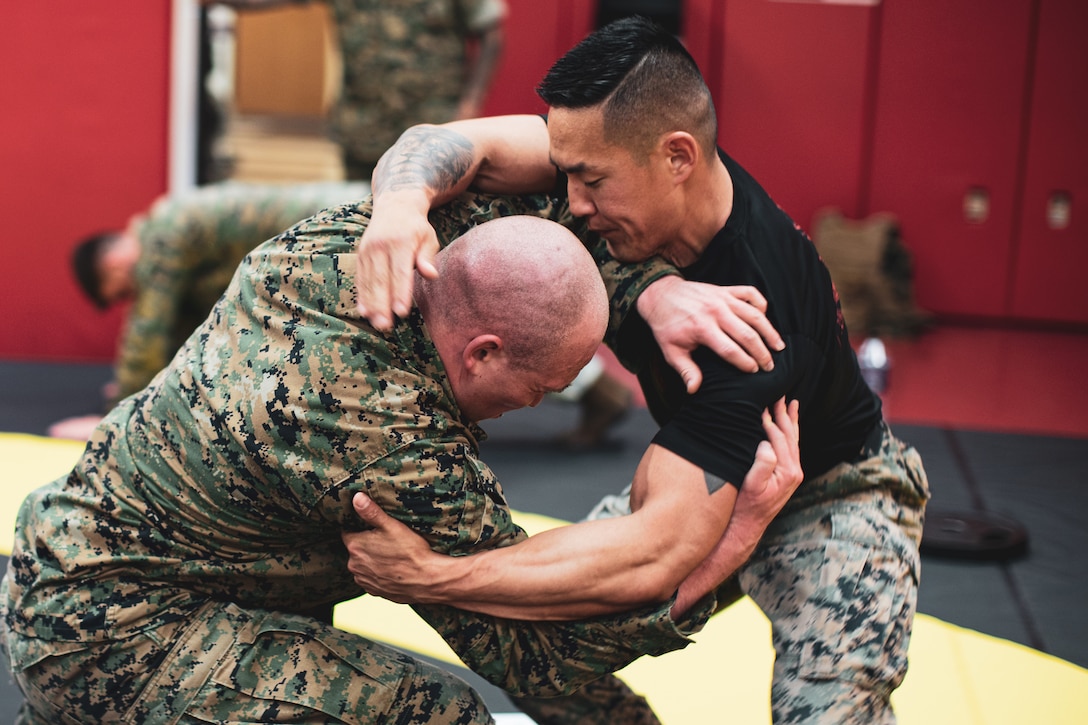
[419,550,478,605]
[635,273,680,320]
[371,187,433,215]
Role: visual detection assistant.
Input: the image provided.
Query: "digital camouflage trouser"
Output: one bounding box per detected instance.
[514,424,929,725]
[2,601,493,724]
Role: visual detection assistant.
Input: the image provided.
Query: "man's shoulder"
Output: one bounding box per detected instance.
[428,191,566,245]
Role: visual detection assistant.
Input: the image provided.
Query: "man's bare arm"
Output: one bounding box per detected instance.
[671,399,801,617]
[357,116,555,327]
[357,119,784,375]
[343,400,801,620]
[346,443,732,619]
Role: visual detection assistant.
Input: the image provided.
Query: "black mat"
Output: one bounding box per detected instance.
[2,360,1086,721]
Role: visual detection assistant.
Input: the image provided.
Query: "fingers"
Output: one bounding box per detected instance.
[387,244,418,320]
[721,284,769,313]
[351,491,393,530]
[716,309,781,373]
[662,347,704,394]
[741,438,777,494]
[355,243,394,328]
[701,327,760,375]
[356,224,440,328]
[753,435,777,472]
[762,398,802,485]
[416,245,439,280]
[726,298,785,356]
[356,241,417,329]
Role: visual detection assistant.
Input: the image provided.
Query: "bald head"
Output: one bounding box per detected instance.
[419,215,608,374]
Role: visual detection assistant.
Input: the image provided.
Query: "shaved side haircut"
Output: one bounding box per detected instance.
[536,15,718,158]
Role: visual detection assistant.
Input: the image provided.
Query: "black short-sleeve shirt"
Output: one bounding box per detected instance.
[614,151,882,487]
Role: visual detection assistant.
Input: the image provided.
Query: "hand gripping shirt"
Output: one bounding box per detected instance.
[116,181,370,403]
[4,192,708,698]
[580,152,883,489]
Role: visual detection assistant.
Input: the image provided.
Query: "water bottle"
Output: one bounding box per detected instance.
[858,337,890,395]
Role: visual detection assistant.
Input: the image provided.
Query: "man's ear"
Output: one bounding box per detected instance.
[661,131,699,183]
[462,334,504,374]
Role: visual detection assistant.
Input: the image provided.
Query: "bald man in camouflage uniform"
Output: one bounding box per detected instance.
[1,193,721,724]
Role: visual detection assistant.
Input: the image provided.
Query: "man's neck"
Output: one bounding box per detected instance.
[663,157,734,267]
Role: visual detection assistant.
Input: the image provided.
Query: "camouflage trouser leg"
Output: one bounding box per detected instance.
[507,673,662,725]
[739,428,929,724]
[6,601,494,724]
[503,487,665,725]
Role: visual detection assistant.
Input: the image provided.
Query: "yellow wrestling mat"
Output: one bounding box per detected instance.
[3,432,1087,724]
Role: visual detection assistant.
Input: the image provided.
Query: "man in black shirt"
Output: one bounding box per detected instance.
[345,17,929,725]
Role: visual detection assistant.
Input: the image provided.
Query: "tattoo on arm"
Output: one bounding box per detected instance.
[704,471,727,494]
[373,127,476,197]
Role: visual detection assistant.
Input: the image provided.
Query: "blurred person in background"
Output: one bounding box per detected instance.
[51,181,368,440]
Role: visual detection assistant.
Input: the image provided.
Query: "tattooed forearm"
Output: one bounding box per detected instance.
[373,126,476,198]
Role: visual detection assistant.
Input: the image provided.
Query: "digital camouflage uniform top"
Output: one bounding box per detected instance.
[2,193,707,717]
[114,181,369,405]
[328,0,506,174]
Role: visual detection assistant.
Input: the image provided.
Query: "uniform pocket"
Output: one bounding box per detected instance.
[186,613,408,722]
[795,533,916,690]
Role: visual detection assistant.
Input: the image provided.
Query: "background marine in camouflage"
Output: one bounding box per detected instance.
[56,181,369,441]
[329,0,507,179]
[215,0,507,180]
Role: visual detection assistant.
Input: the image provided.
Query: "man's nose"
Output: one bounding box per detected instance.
[567,182,596,217]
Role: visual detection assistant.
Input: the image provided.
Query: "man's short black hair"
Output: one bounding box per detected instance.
[536,16,717,156]
[72,232,118,309]
[536,15,699,108]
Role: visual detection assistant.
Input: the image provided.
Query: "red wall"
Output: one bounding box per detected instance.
[481,0,594,117]
[867,0,1035,320]
[713,0,878,230]
[2,1,1083,364]
[0,3,171,361]
[1008,0,1088,324]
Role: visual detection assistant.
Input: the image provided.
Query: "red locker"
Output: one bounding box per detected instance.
[481,0,595,118]
[867,0,1035,319]
[0,3,170,360]
[712,0,878,230]
[1008,0,1088,325]
[683,0,728,96]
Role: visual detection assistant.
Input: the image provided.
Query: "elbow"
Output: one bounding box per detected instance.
[624,534,717,605]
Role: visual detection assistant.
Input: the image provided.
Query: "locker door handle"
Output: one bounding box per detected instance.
[964,186,990,224]
[1047,191,1071,230]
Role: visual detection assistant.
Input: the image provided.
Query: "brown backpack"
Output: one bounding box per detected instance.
[811,207,932,338]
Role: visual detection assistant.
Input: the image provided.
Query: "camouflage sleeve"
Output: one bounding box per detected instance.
[112,210,196,403]
[345,423,716,698]
[586,234,677,356]
[413,593,716,697]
